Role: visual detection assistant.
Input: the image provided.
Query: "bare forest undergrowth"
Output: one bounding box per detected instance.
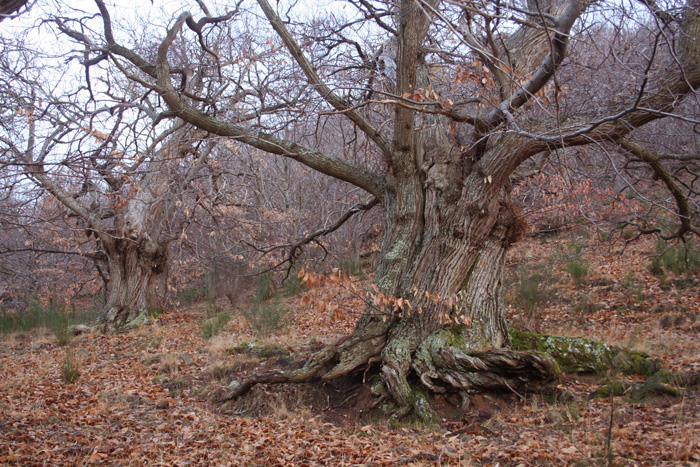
[1,233,699,466]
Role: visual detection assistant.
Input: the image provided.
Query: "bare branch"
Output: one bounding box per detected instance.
[256,0,393,158]
[286,196,379,264]
[148,7,384,198]
[618,138,700,238]
[484,0,585,129]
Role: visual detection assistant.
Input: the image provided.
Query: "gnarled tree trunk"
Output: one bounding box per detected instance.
[96,125,210,331]
[100,236,167,329]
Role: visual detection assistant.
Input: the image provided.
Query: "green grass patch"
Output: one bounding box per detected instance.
[339,257,364,278]
[282,267,306,297]
[201,310,231,340]
[61,351,80,383]
[176,286,207,305]
[649,239,700,277]
[565,260,589,285]
[563,237,589,285]
[0,301,97,342]
[506,265,553,317]
[46,309,71,346]
[253,272,275,304]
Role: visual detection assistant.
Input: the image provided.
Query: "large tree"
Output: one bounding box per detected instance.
[48,0,700,417]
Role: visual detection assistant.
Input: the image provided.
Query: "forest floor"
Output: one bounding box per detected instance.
[1,231,699,466]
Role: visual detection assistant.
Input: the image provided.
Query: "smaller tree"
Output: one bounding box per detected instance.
[0,29,215,328]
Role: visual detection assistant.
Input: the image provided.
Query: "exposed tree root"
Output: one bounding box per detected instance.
[224,323,700,420]
[406,327,559,421]
[223,320,389,401]
[223,323,560,420]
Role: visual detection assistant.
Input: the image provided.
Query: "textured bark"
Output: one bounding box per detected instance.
[414,327,558,396]
[96,127,205,330]
[97,163,172,330]
[212,0,698,417]
[225,118,555,419]
[100,237,167,329]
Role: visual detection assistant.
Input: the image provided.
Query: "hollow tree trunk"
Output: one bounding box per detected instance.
[100,236,167,329]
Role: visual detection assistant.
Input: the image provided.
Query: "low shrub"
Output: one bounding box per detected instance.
[240,299,290,337]
[282,267,306,297]
[649,239,700,277]
[339,257,364,277]
[61,352,80,383]
[253,272,275,304]
[201,311,231,340]
[176,286,207,305]
[505,265,553,329]
[566,259,589,285]
[563,237,589,285]
[0,301,96,342]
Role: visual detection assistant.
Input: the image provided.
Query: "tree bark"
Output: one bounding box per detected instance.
[100,236,167,329]
[95,125,208,330]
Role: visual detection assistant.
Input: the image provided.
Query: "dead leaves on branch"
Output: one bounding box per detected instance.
[297,268,472,326]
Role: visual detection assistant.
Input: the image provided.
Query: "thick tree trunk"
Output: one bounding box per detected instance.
[97,125,196,330]
[226,121,555,419]
[226,182,556,419]
[79,0,698,420]
[99,236,167,330]
[371,174,529,419]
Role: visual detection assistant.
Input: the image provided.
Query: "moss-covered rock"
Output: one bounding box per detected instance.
[509,328,613,373]
[595,370,682,401]
[507,328,697,402]
[629,370,682,401]
[509,328,670,378]
[613,351,664,377]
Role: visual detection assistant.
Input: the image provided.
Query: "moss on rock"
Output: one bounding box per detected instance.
[613,351,664,377]
[630,370,682,400]
[509,328,613,373]
[507,329,687,402]
[595,370,682,401]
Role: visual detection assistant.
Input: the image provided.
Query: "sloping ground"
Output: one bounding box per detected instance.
[1,234,699,466]
[506,233,700,375]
